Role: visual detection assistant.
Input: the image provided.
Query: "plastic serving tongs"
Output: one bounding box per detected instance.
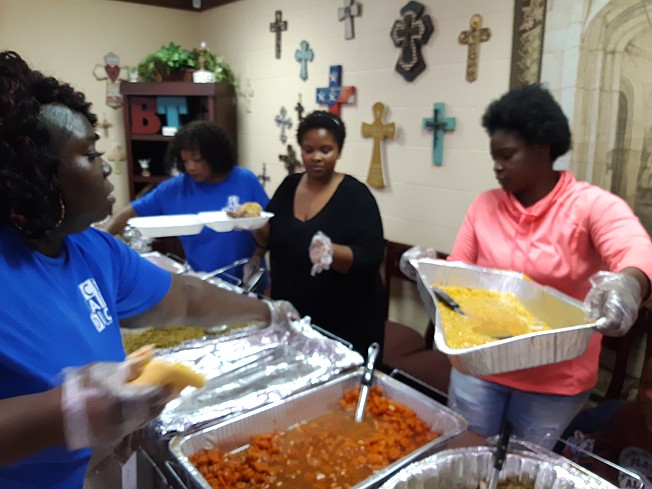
[487,421,512,489]
[354,342,380,423]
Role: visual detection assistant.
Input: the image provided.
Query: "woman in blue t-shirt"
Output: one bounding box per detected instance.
[0,51,297,489]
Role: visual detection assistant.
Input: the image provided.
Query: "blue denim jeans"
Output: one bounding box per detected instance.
[448,368,590,449]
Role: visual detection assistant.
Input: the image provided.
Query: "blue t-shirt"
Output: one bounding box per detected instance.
[132,167,270,280]
[0,226,171,489]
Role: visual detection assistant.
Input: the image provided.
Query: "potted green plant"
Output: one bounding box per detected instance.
[136,43,238,88]
[137,42,195,82]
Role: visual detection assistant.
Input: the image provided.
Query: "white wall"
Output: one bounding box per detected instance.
[1,0,516,330]
[201,0,512,253]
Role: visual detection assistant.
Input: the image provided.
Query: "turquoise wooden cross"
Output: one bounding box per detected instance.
[295,40,314,81]
[316,65,356,117]
[423,103,456,166]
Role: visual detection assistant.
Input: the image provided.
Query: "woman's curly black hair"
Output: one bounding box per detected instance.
[166,120,236,175]
[0,51,97,239]
[481,84,571,161]
[297,111,347,150]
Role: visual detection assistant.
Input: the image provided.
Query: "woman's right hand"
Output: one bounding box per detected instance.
[399,246,440,281]
[61,360,170,450]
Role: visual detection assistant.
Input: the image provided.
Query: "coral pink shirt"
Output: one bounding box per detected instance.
[449,171,652,395]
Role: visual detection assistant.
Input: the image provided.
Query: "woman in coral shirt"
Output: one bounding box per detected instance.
[403,85,652,449]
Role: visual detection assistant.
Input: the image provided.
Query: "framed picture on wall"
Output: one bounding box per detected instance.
[509,0,547,89]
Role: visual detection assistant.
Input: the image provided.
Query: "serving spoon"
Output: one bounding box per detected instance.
[432,287,515,340]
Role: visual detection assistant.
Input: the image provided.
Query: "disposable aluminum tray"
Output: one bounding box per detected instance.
[169,369,468,489]
[378,446,617,489]
[142,318,363,440]
[413,259,597,376]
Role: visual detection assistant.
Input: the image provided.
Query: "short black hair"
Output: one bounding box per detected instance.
[166,120,236,175]
[0,50,97,239]
[297,111,346,150]
[481,84,571,161]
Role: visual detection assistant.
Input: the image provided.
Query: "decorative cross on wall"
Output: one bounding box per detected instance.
[295,94,305,122]
[295,40,314,81]
[390,1,434,82]
[258,163,271,189]
[458,14,491,82]
[279,144,303,175]
[316,65,356,117]
[269,10,288,59]
[274,106,293,144]
[338,0,361,40]
[423,103,456,166]
[99,114,113,138]
[239,78,254,113]
[362,102,395,189]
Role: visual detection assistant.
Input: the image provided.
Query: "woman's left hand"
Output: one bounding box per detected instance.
[309,231,333,276]
[584,271,642,337]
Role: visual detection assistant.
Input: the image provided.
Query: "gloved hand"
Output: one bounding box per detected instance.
[263,299,300,327]
[584,271,642,337]
[399,246,440,281]
[61,360,170,450]
[243,255,262,285]
[309,231,333,276]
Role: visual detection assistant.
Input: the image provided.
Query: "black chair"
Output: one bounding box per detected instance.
[380,240,452,398]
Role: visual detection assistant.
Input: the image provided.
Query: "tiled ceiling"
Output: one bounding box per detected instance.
[107,0,238,12]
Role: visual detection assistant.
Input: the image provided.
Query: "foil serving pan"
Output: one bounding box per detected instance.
[378,446,617,489]
[142,318,363,440]
[413,259,596,376]
[168,369,468,489]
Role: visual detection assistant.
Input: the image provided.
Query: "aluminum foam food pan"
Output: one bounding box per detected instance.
[378,446,617,489]
[169,369,468,489]
[413,259,597,376]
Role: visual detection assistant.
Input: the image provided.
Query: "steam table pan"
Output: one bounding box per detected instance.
[169,369,468,489]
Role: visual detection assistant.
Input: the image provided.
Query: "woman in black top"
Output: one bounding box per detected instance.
[253,111,385,355]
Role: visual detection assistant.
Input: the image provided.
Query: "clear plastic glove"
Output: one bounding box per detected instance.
[243,255,262,284]
[263,299,300,327]
[61,360,169,451]
[584,271,642,337]
[399,246,440,281]
[309,231,333,277]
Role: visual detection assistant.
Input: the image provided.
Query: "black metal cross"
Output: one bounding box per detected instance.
[295,94,305,123]
[257,163,271,189]
[269,10,288,59]
[279,144,302,175]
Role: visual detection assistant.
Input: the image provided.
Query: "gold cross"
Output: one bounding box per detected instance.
[362,102,395,189]
[458,14,491,82]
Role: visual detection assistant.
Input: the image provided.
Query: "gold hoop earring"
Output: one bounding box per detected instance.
[54,197,65,228]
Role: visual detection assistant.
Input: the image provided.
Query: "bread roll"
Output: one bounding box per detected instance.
[226,201,263,218]
[129,358,206,393]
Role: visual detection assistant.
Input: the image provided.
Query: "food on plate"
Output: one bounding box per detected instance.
[189,385,440,489]
[226,201,263,218]
[434,285,550,348]
[122,325,206,354]
[129,357,206,393]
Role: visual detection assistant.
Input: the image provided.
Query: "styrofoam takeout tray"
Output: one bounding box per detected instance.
[127,214,204,238]
[197,211,274,232]
[413,259,597,376]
